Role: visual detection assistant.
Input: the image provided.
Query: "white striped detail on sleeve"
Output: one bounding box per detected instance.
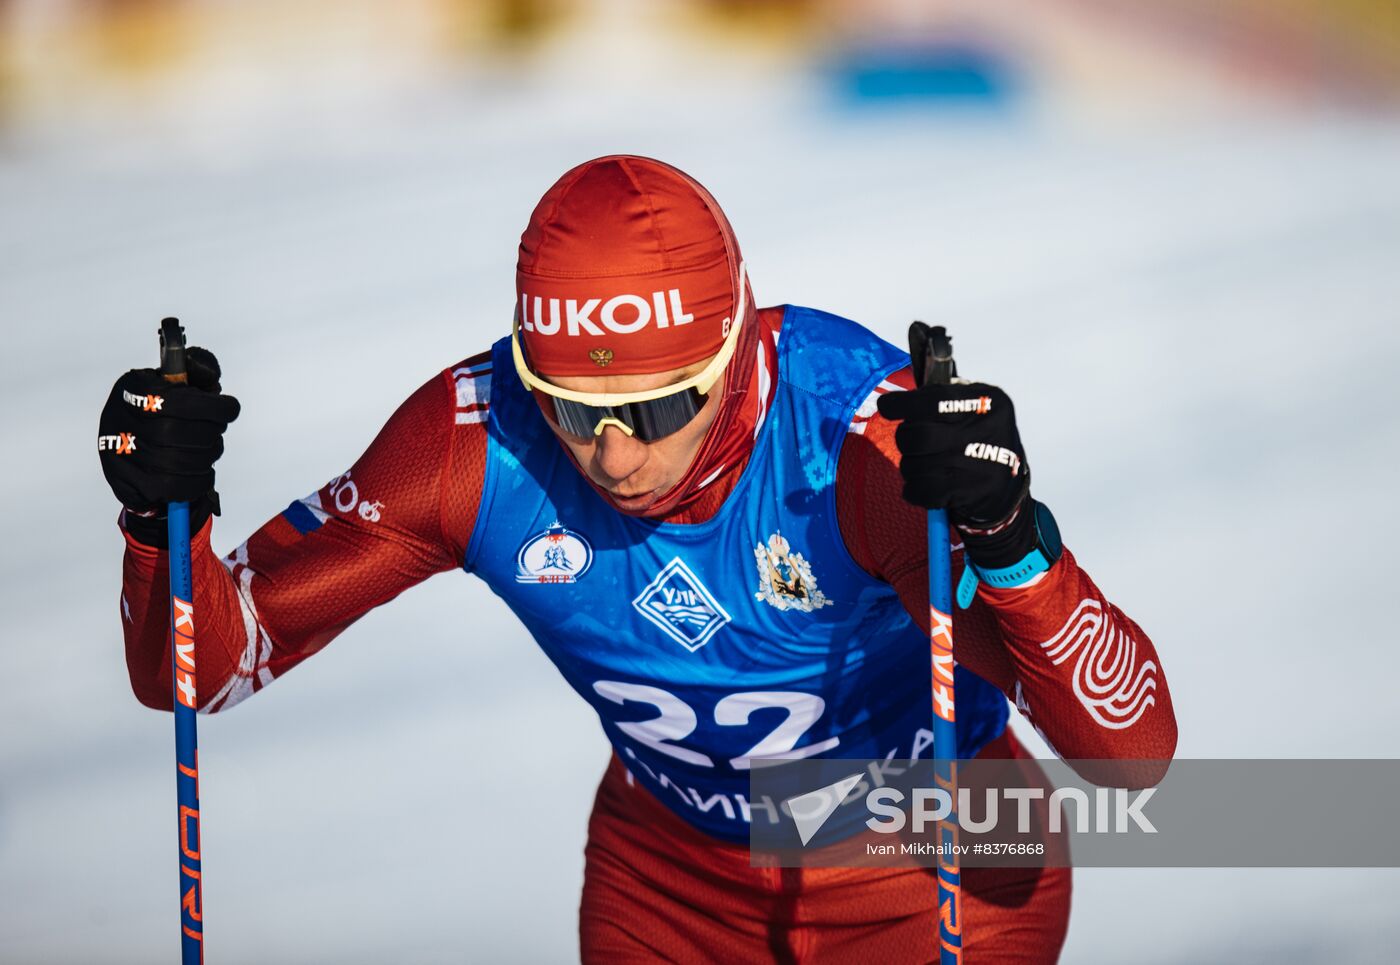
[453,361,492,425]
[1040,598,1158,730]
[753,334,775,439]
[204,542,277,713]
[848,379,901,436]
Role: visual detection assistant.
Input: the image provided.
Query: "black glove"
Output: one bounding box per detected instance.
[98,346,240,547]
[876,324,1041,570]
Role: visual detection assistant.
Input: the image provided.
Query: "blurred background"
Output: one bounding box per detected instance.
[3,0,1399,962]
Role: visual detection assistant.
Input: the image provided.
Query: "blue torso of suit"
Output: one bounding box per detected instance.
[467,305,1007,842]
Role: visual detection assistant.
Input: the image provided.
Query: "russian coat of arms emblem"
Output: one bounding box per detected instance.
[753,533,831,612]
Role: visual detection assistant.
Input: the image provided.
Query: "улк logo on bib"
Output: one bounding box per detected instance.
[632,557,731,652]
[516,520,593,584]
[754,533,831,612]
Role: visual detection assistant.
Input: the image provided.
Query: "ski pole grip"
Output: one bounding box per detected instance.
[926,326,954,385]
[159,317,188,384]
[912,321,956,388]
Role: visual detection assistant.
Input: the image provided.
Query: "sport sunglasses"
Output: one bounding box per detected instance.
[511,263,748,443]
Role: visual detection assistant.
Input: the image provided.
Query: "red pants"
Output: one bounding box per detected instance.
[580,729,1071,964]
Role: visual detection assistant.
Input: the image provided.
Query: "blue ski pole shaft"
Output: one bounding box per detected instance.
[928,511,961,963]
[160,317,204,964]
[916,324,961,964]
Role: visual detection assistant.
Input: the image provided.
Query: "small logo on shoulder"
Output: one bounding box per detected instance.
[516,520,593,584]
[754,533,831,612]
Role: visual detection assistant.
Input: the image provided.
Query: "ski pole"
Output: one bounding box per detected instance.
[160,317,205,964]
[914,323,962,964]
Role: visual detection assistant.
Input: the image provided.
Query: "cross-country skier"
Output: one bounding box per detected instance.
[99,156,1176,963]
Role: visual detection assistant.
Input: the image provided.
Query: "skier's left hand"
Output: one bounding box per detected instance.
[876,378,1027,525]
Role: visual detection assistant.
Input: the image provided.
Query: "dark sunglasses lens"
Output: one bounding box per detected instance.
[627,389,706,441]
[550,398,605,438]
[549,388,707,442]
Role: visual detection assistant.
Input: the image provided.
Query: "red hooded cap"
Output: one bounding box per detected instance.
[516,155,749,377]
[514,156,765,519]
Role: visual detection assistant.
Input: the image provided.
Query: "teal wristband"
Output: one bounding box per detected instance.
[956,501,1062,608]
[957,548,1053,607]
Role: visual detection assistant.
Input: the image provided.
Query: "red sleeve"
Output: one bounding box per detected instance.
[118,352,492,712]
[837,365,1177,782]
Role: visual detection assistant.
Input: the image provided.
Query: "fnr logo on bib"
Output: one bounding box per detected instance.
[516,521,593,584]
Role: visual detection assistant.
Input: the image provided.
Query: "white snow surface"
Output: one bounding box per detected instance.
[2,65,1400,964]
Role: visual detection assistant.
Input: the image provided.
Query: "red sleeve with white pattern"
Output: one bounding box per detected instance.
[118,352,492,712]
[837,364,1177,784]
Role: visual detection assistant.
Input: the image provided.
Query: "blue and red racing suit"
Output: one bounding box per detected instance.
[117,305,1176,961]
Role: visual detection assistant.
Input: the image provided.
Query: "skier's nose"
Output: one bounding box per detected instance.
[593,424,649,482]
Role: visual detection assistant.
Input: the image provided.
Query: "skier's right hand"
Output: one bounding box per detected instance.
[97,346,241,548]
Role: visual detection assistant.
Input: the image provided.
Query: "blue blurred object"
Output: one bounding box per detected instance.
[829,41,1019,106]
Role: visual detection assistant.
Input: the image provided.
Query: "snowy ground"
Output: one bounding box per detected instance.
[3,59,1400,963]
